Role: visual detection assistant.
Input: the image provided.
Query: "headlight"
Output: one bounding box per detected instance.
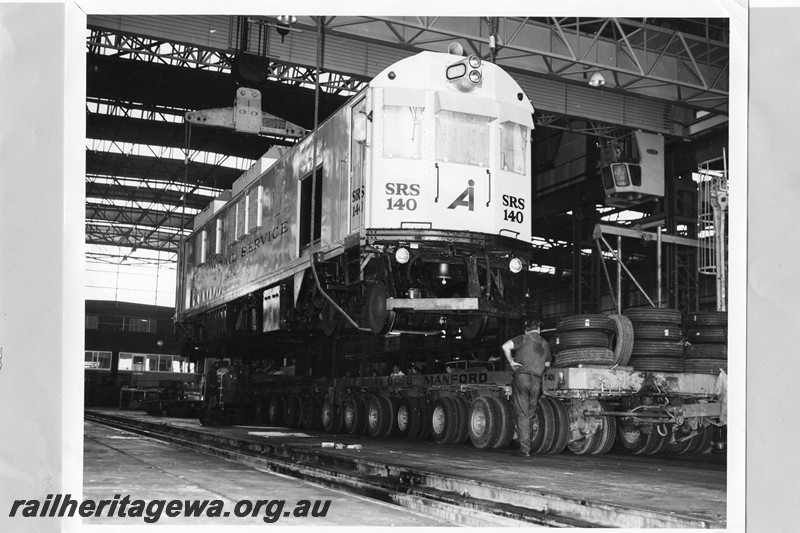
[509,257,523,273]
[468,70,482,84]
[395,247,410,264]
[468,55,482,68]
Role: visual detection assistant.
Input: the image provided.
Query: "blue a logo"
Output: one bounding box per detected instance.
[447,180,475,211]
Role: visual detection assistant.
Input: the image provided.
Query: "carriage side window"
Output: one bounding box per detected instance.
[255,185,264,227]
[235,199,245,240]
[194,233,204,265]
[200,230,208,263]
[436,110,491,166]
[383,106,424,160]
[500,121,528,175]
[215,218,223,254]
[299,167,323,250]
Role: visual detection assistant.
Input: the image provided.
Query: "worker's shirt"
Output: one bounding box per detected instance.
[510,332,552,376]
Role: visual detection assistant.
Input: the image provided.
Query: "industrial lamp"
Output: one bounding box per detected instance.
[588,72,606,87]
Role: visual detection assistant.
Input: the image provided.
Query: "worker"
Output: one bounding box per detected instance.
[502,318,552,457]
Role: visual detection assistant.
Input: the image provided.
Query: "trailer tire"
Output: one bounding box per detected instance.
[283,394,302,427]
[299,396,314,429]
[685,327,727,343]
[344,394,368,435]
[684,358,728,374]
[253,397,268,425]
[268,395,284,426]
[592,402,617,455]
[322,398,342,433]
[630,357,685,372]
[623,307,682,324]
[683,311,727,327]
[531,396,557,455]
[686,426,714,454]
[610,314,635,366]
[397,397,421,440]
[668,423,701,455]
[684,343,727,360]
[468,397,501,449]
[416,398,432,440]
[631,341,684,358]
[556,314,616,333]
[617,424,667,454]
[489,396,515,449]
[541,397,569,454]
[452,396,471,444]
[431,397,459,444]
[554,347,616,367]
[552,330,610,352]
[366,395,385,437]
[632,323,683,341]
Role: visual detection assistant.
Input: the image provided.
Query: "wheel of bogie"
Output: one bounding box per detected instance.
[542,397,569,454]
[283,394,302,427]
[591,402,617,455]
[452,396,470,444]
[382,397,400,438]
[321,397,342,433]
[344,394,368,435]
[320,301,343,337]
[530,396,557,454]
[367,281,396,335]
[268,394,284,426]
[468,397,501,449]
[431,397,459,444]
[461,315,488,341]
[488,396,515,449]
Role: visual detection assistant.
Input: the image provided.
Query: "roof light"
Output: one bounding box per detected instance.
[468,70,482,84]
[446,63,467,80]
[468,55,482,68]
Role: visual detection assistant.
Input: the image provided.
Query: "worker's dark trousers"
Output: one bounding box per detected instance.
[513,371,542,454]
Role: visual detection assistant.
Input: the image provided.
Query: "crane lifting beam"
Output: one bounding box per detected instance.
[185,87,307,139]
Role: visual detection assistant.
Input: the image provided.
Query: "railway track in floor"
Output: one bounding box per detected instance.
[85,410,725,528]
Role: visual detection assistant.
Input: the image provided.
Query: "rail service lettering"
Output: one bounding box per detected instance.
[217,221,289,266]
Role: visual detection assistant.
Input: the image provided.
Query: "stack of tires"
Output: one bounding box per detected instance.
[622,307,685,372]
[683,311,728,374]
[552,313,634,367]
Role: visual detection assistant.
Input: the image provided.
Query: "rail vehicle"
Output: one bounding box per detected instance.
[174,47,726,456]
[176,47,535,348]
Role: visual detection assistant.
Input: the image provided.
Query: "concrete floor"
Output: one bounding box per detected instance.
[83,421,450,526]
[84,408,727,528]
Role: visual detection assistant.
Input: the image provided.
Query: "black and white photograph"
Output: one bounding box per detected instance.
[6,0,791,531]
